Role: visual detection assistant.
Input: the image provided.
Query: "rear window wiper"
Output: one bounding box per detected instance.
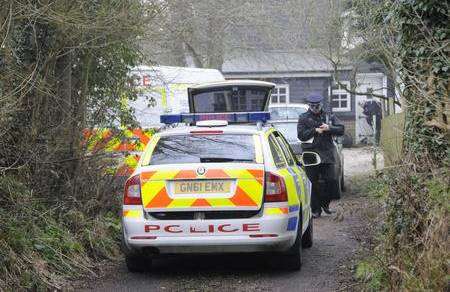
[199,157,254,163]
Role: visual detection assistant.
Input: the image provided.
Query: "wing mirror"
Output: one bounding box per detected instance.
[335,136,344,144]
[298,151,321,167]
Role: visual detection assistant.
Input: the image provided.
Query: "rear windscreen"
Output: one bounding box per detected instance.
[190,87,269,113]
[147,134,256,165]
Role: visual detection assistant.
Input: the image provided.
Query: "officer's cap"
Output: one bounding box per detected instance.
[306,93,324,103]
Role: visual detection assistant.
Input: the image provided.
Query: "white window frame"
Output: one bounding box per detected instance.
[270,84,290,104]
[331,81,351,112]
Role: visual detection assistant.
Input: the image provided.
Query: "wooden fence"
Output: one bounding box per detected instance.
[381,112,405,166]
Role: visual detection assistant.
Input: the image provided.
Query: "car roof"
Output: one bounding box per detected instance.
[189,80,276,90]
[269,104,309,109]
[157,124,273,136]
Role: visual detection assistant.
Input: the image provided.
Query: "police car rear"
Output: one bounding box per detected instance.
[121,81,314,272]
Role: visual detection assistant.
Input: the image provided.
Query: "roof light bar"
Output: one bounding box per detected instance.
[160,112,270,125]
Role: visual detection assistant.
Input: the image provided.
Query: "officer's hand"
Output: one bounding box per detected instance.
[320,124,330,131]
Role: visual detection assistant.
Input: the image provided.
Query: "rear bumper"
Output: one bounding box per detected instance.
[122,204,300,254]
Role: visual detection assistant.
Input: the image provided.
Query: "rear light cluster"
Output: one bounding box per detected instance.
[190,130,223,135]
[124,175,142,205]
[264,172,288,202]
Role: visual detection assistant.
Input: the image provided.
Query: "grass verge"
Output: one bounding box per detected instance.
[0,175,122,290]
[355,167,449,291]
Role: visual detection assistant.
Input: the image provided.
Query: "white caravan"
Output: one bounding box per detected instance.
[129,66,225,127]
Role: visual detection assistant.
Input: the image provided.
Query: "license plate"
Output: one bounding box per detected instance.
[173,180,232,195]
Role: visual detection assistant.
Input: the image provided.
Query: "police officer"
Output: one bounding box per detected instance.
[297,93,345,218]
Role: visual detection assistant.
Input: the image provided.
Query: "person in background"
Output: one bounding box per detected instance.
[297,93,345,218]
[362,99,382,144]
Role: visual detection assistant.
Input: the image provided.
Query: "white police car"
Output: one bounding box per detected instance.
[121,81,318,272]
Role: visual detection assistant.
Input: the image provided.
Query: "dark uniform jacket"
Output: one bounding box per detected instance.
[297,110,345,164]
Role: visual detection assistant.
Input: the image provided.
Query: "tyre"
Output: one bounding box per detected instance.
[121,232,151,273]
[125,253,151,273]
[273,215,302,271]
[301,217,313,248]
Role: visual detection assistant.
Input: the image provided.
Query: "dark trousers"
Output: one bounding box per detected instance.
[304,163,338,213]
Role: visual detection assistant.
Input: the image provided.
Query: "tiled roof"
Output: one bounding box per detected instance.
[222,50,345,73]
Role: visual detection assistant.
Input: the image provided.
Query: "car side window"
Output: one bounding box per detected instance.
[274,132,296,167]
[268,134,287,169]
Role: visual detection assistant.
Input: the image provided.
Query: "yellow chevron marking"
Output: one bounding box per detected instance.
[123,209,142,218]
[141,181,166,207]
[167,198,197,208]
[205,198,235,207]
[264,208,284,215]
[146,170,179,181]
[237,179,263,205]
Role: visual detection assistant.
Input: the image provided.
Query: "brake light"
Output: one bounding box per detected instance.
[124,175,142,205]
[190,130,223,135]
[264,172,288,202]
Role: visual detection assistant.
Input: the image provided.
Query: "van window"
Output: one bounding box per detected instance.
[146,134,256,165]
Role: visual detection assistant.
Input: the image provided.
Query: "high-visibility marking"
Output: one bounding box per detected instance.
[264,207,289,215]
[123,210,142,218]
[289,205,300,213]
[191,198,211,207]
[174,170,197,179]
[141,168,264,210]
[287,217,298,231]
[146,187,173,208]
[229,186,258,206]
[205,169,229,178]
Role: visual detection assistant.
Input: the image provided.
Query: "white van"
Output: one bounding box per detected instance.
[129,66,225,127]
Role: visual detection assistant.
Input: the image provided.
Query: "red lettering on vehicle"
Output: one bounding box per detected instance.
[164,225,182,233]
[208,225,214,233]
[145,225,160,232]
[218,224,239,233]
[243,223,260,232]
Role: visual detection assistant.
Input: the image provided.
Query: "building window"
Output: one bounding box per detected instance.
[271,84,289,104]
[331,81,351,112]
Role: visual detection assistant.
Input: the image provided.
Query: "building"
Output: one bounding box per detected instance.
[221,50,396,145]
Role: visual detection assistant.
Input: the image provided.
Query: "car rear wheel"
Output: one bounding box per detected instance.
[272,215,302,271]
[301,217,313,248]
[122,233,152,273]
[125,253,151,273]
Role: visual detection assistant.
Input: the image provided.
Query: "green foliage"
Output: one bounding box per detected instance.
[0,2,153,288]
[355,259,386,291]
[0,175,121,290]
[356,168,449,291]
[391,0,449,165]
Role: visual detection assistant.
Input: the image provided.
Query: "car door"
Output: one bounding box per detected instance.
[267,133,300,209]
[273,132,311,232]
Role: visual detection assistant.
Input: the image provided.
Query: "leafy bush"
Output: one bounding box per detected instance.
[0,173,122,290]
[356,168,449,291]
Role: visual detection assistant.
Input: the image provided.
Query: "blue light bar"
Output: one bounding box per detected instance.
[160,112,271,124]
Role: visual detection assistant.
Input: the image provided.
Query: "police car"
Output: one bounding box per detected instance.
[121,81,319,272]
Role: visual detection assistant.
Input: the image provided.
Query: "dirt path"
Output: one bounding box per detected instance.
[83,147,377,292]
